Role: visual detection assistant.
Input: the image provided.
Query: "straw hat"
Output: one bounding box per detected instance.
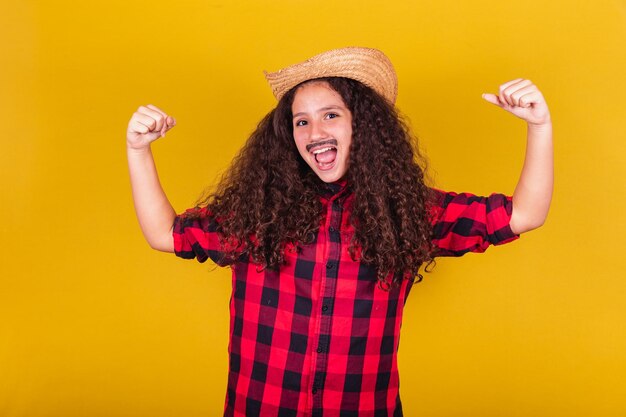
[264,47,398,104]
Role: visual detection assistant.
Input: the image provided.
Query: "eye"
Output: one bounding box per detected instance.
[295,119,307,127]
[326,113,338,119]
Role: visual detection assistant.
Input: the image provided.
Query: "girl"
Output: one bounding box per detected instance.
[126,47,552,417]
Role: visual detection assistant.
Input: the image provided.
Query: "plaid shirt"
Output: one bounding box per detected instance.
[173,184,518,417]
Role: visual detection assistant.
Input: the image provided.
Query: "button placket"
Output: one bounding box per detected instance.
[311,191,346,412]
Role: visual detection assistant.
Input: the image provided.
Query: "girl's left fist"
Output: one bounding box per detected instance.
[482,78,551,126]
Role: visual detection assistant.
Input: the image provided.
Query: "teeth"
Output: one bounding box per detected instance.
[311,146,335,155]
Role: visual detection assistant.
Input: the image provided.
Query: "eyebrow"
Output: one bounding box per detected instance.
[292,105,345,119]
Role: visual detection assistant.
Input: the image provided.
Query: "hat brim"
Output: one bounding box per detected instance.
[264,47,398,105]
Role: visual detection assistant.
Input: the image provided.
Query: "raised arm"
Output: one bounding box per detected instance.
[126,104,177,252]
[482,79,553,234]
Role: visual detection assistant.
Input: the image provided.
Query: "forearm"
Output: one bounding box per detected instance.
[127,145,176,252]
[510,122,553,234]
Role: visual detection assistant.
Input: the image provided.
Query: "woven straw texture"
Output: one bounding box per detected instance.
[264,47,398,104]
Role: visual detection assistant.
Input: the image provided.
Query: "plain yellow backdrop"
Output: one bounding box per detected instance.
[1,0,625,416]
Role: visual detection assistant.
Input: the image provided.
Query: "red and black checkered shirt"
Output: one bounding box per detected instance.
[173,184,519,417]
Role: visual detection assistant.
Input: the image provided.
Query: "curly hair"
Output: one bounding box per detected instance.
[190,77,435,288]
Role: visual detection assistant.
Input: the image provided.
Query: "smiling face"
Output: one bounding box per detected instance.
[291,81,353,183]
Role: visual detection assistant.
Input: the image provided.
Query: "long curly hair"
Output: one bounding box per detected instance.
[190,77,435,288]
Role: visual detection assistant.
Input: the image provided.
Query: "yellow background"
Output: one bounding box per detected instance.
[1,0,625,416]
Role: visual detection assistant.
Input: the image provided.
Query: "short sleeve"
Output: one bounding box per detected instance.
[428,188,520,257]
[172,206,232,265]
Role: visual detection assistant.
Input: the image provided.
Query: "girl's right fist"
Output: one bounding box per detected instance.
[127,104,176,149]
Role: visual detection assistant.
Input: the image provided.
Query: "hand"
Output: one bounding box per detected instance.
[482,79,551,126]
[127,104,176,150]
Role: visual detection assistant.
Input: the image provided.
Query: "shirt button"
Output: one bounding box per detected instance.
[317,347,323,353]
[312,387,318,394]
[322,305,328,312]
[326,262,334,269]
[329,226,335,232]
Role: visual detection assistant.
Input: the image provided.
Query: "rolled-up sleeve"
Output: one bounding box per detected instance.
[172,206,231,265]
[429,188,520,257]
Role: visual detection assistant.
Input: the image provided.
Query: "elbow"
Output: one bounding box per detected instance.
[146,230,175,253]
[509,214,547,235]
[517,220,545,235]
[510,197,551,235]
[148,241,175,253]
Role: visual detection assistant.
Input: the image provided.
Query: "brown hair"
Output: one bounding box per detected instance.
[191,77,435,288]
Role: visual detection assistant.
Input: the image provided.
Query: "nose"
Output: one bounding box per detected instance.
[309,120,328,141]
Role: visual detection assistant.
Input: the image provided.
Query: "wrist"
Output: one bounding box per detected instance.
[126,142,152,154]
[527,119,552,132]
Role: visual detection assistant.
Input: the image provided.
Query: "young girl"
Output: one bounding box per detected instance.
[126,47,552,417]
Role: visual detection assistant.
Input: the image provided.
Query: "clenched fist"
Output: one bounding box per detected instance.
[127,104,176,150]
[482,79,551,126]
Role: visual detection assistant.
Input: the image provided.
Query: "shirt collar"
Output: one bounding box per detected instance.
[320,178,350,199]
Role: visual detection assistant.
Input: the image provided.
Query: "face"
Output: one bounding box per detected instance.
[291,81,353,183]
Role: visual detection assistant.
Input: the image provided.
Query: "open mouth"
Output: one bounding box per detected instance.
[308,142,338,170]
